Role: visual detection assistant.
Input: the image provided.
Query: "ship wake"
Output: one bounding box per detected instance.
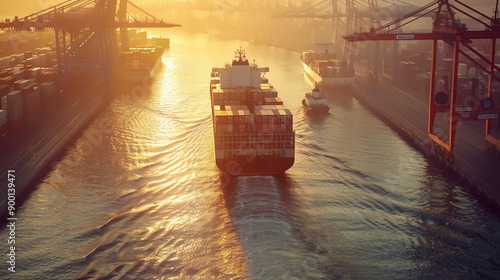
[228,176,327,279]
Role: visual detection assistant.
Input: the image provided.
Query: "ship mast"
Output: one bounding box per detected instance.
[235,47,246,62]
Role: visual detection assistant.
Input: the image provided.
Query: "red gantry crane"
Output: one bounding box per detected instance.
[344,0,500,161]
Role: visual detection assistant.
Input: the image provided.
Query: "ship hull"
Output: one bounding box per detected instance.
[117,47,164,84]
[216,156,294,176]
[119,58,162,83]
[301,59,354,88]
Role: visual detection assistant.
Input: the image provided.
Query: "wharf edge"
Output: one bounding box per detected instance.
[351,73,500,212]
[0,86,108,223]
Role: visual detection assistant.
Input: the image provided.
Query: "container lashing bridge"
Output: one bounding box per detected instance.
[0,0,181,89]
[343,0,500,161]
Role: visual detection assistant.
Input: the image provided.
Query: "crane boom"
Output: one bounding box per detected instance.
[342,0,500,159]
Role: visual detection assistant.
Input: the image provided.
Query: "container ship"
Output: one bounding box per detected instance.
[301,43,354,88]
[210,48,295,175]
[126,29,170,49]
[117,46,164,83]
[117,30,167,83]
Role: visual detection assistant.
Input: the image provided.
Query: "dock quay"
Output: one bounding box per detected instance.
[0,0,180,222]
[352,64,500,212]
[0,83,107,221]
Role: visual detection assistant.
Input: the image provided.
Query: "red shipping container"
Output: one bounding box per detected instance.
[8,118,23,132]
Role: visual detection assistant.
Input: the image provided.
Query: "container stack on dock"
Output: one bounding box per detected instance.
[22,85,41,122]
[0,47,57,138]
[40,82,56,104]
[1,90,23,131]
[0,109,6,137]
[0,32,54,58]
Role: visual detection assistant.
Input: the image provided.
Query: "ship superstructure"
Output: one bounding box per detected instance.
[210,48,295,175]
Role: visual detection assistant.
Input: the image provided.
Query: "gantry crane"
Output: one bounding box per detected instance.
[0,0,180,89]
[272,1,424,59]
[344,0,500,160]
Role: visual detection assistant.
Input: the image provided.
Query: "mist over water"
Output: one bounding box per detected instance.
[1,30,499,279]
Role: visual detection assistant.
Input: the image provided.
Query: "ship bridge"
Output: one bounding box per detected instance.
[212,48,269,88]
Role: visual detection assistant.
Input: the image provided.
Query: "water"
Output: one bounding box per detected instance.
[2,30,500,279]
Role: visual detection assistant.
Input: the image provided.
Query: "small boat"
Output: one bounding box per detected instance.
[302,84,329,113]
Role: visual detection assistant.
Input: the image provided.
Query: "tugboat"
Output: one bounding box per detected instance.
[302,84,329,113]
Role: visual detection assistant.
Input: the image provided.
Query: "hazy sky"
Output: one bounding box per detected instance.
[0,0,66,18]
[0,0,497,20]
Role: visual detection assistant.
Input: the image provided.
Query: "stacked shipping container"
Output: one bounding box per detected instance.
[0,109,6,136]
[1,90,23,130]
[210,49,295,174]
[211,78,294,158]
[0,47,57,138]
[211,84,279,107]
